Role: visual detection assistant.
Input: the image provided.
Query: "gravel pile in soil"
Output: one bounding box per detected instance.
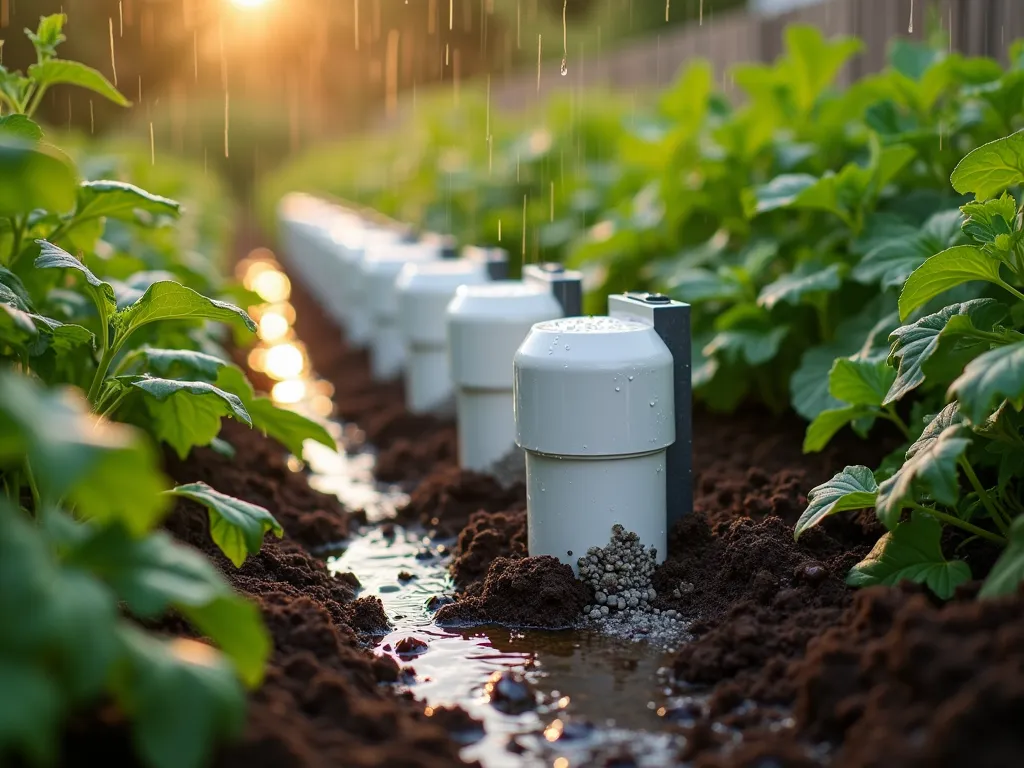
[435,556,587,629]
[284,243,1024,767]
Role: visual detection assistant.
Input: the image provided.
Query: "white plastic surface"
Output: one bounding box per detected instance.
[514,316,675,456]
[447,282,563,471]
[364,242,441,380]
[514,315,675,571]
[397,260,489,414]
[526,451,667,570]
[345,229,405,348]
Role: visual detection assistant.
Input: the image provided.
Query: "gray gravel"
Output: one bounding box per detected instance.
[577,524,689,646]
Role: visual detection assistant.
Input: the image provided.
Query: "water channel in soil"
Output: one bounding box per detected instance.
[239,248,694,767]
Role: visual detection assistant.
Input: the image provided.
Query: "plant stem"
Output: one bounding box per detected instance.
[998,279,1024,305]
[908,500,1005,545]
[882,406,913,440]
[960,457,1011,535]
[99,389,132,420]
[25,460,41,512]
[87,345,116,406]
[24,85,48,119]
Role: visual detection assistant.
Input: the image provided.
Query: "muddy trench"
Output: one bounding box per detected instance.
[66,228,1024,768]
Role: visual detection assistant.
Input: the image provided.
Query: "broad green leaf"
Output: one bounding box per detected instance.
[30,315,94,353]
[979,516,1024,598]
[0,373,170,531]
[661,267,744,303]
[0,661,62,765]
[898,245,1007,321]
[168,482,283,568]
[873,143,917,191]
[703,326,788,367]
[853,209,964,289]
[244,397,336,457]
[112,281,256,343]
[112,626,246,768]
[27,60,130,108]
[876,417,970,528]
[659,59,712,134]
[886,299,1007,404]
[76,180,181,223]
[745,173,840,218]
[34,240,117,315]
[120,348,228,381]
[889,38,944,81]
[0,303,40,349]
[69,527,229,617]
[28,14,67,59]
[950,129,1024,201]
[786,25,863,113]
[828,357,896,407]
[180,596,271,689]
[795,466,878,539]
[0,115,43,141]
[127,377,251,459]
[960,193,1018,247]
[66,526,270,686]
[0,138,77,216]
[758,262,845,310]
[804,405,869,453]
[790,295,900,420]
[847,512,971,599]
[948,341,1024,424]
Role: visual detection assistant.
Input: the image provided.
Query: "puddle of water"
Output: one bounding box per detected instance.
[238,249,690,766]
[328,525,685,767]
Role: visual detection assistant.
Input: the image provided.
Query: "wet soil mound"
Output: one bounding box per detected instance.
[436,556,587,628]
[399,464,526,537]
[450,509,528,589]
[793,585,1024,768]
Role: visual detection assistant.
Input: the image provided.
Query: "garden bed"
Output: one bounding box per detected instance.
[267,236,1024,767]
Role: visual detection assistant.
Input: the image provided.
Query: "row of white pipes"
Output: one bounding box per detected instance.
[277,193,692,572]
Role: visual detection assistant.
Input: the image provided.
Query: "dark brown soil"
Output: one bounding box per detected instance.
[59,418,469,768]
[281,238,1024,768]
[436,556,587,628]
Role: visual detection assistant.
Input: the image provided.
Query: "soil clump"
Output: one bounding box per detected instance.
[435,556,587,628]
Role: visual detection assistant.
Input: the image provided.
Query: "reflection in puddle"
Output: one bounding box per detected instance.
[237,248,688,767]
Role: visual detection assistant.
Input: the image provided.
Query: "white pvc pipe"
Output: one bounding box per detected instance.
[446,282,562,471]
[364,242,441,380]
[397,260,489,414]
[514,316,675,571]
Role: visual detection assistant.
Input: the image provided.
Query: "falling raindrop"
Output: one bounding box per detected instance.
[628,375,634,382]
[665,0,670,23]
[108,18,118,86]
[908,0,914,34]
[615,387,621,392]
[149,121,155,165]
[699,0,703,26]
[354,0,360,50]
[560,0,568,75]
[537,34,542,93]
[498,219,502,241]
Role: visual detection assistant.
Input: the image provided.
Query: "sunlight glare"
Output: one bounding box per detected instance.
[230,0,274,8]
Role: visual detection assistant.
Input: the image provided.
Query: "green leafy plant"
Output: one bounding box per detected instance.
[1,16,339,768]
[797,129,1024,599]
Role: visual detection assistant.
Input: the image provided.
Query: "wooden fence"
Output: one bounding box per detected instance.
[476,0,1024,113]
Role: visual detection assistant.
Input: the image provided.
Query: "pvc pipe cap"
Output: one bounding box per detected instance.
[447,281,563,389]
[514,316,675,457]
[397,260,489,347]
